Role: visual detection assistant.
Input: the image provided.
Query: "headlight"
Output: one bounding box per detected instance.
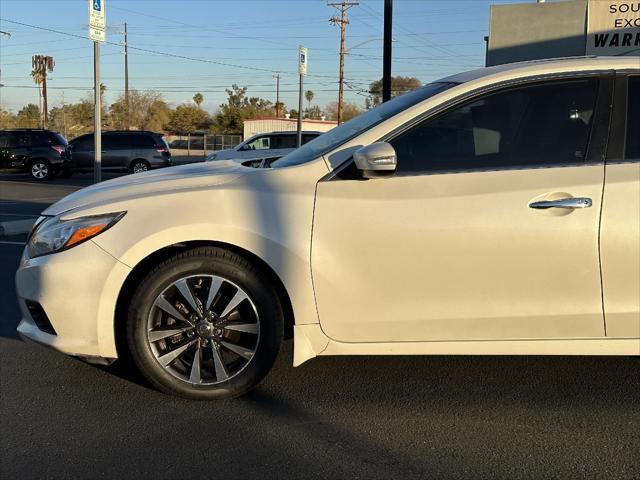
[27,212,125,259]
[206,153,217,161]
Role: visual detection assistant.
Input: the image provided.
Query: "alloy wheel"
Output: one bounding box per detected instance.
[146,274,260,386]
[31,162,49,179]
[133,162,148,173]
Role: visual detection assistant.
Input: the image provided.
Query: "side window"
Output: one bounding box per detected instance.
[32,131,53,146]
[74,135,93,150]
[302,134,319,145]
[276,134,297,149]
[0,132,8,148]
[626,77,639,160]
[130,135,155,148]
[390,78,599,174]
[103,135,130,150]
[9,133,32,147]
[246,136,270,150]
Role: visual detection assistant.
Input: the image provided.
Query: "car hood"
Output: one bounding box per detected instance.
[43,160,246,216]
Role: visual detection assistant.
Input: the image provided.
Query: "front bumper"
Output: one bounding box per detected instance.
[16,239,131,359]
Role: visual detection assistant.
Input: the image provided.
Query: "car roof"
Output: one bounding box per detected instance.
[441,56,639,86]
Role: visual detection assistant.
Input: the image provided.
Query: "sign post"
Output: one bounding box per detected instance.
[89,0,106,183]
[297,45,307,148]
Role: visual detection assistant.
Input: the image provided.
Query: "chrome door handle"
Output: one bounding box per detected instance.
[529,197,592,209]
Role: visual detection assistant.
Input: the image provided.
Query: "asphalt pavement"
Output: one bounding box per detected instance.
[1,174,639,479]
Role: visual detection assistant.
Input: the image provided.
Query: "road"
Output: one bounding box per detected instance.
[1,174,639,479]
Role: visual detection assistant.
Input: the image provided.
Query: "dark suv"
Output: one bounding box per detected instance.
[69,131,171,173]
[0,129,72,180]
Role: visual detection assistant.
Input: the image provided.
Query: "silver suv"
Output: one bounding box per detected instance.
[206,131,321,166]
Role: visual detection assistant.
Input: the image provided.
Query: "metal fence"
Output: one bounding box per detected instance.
[165,134,242,158]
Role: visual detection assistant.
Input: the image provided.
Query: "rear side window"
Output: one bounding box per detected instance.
[273,134,297,149]
[9,132,32,148]
[302,134,319,145]
[626,77,639,160]
[390,78,599,174]
[131,134,156,148]
[0,132,8,148]
[103,135,130,149]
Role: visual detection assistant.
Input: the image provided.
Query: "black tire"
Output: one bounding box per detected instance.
[130,159,150,174]
[29,159,52,181]
[126,247,284,400]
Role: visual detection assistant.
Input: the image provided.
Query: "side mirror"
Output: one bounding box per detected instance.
[353,142,397,179]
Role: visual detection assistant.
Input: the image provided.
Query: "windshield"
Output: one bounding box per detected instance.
[272,82,457,168]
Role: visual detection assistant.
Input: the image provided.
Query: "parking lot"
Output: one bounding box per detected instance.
[1,174,639,479]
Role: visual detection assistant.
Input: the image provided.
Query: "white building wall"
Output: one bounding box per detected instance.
[243,118,337,139]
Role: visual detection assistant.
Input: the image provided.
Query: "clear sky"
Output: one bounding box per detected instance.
[0,0,523,113]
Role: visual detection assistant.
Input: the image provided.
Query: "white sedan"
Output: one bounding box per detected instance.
[16,57,640,399]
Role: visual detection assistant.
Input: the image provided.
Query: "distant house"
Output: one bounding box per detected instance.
[243,117,337,140]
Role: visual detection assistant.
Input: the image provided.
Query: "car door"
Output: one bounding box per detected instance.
[312,75,611,343]
[70,134,94,169]
[6,131,32,168]
[101,134,130,170]
[600,74,640,339]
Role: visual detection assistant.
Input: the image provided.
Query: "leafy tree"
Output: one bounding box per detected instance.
[304,105,323,120]
[366,76,422,108]
[144,100,172,132]
[305,90,314,112]
[325,101,362,122]
[0,108,17,129]
[16,104,41,128]
[110,90,166,130]
[214,84,276,133]
[167,104,210,134]
[193,92,204,107]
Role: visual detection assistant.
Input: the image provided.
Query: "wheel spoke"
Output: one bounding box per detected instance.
[148,326,192,343]
[220,289,248,318]
[154,295,193,326]
[211,342,229,381]
[158,340,196,367]
[220,340,254,360]
[189,342,202,384]
[224,322,259,335]
[205,277,223,311]
[175,278,201,317]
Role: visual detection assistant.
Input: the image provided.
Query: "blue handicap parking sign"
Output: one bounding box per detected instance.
[93,0,101,12]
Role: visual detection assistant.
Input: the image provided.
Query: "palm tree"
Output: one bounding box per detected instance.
[305,90,314,113]
[31,69,44,127]
[31,55,55,128]
[193,92,204,108]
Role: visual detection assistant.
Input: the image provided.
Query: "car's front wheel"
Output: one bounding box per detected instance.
[126,247,284,399]
[29,159,52,180]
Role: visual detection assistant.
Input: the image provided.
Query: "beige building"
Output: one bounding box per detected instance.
[243,118,337,139]
[487,0,640,66]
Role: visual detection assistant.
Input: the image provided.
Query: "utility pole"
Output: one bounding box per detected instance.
[32,55,54,129]
[382,0,393,102]
[329,1,358,125]
[274,73,280,117]
[124,22,129,129]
